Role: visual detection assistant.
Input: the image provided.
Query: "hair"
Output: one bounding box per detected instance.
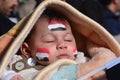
[24,8,68,43]
[35,0,66,7]
[43,8,67,21]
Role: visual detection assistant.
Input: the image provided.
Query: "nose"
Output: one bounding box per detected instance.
[56,42,67,50]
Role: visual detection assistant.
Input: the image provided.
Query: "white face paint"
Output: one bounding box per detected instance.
[36,52,49,61]
[73,50,78,56]
[48,23,66,30]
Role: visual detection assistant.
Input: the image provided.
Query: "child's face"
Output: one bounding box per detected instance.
[23,16,77,65]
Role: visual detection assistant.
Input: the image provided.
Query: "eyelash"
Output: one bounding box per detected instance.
[64,39,72,42]
[45,40,72,43]
[46,41,55,43]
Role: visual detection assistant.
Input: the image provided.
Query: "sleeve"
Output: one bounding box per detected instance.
[50,64,78,80]
[106,63,120,80]
[1,69,18,80]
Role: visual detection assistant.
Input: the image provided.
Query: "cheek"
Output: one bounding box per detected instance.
[73,47,78,55]
[37,48,50,53]
[36,48,51,61]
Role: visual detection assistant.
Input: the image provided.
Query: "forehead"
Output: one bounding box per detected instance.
[35,16,49,31]
[33,15,71,33]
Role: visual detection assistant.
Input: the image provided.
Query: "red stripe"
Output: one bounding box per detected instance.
[49,19,68,26]
[37,48,50,54]
[73,48,77,53]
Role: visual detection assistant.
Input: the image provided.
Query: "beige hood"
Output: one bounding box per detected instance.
[0,0,120,77]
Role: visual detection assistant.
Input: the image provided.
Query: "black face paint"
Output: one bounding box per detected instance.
[50,27,66,31]
[36,57,49,61]
[36,53,49,62]
[36,48,50,62]
[74,54,77,58]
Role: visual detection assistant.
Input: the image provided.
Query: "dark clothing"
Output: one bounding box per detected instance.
[0,14,15,36]
[66,0,82,12]
[66,0,104,24]
[80,0,104,24]
[102,7,120,35]
[106,62,120,80]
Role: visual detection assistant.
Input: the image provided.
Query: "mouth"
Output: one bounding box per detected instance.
[57,54,70,59]
[9,8,13,13]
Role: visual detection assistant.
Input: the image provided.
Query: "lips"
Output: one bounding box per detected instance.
[57,54,69,59]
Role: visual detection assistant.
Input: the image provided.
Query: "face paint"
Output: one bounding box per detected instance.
[48,19,67,31]
[36,48,50,61]
[73,48,78,57]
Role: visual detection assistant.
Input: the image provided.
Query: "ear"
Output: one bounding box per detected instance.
[20,42,31,58]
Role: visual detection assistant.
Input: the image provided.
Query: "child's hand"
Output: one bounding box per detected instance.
[79,47,116,80]
[10,75,23,80]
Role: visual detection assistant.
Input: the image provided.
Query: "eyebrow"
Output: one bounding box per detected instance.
[40,32,53,39]
[40,32,72,39]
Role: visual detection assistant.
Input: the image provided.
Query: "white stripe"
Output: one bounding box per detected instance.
[74,51,78,55]
[48,24,66,30]
[36,53,49,59]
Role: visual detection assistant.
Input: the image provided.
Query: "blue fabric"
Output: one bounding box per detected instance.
[50,64,77,80]
[102,7,120,35]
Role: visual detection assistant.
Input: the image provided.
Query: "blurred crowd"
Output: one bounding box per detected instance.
[0,0,36,36]
[0,0,120,41]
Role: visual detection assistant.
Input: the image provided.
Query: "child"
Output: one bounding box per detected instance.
[1,9,116,80]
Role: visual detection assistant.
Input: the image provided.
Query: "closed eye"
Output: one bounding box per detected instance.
[45,41,55,43]
[65,40,72,42]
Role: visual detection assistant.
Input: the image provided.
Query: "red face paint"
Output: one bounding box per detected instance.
[37,48,50,54]
[73,48,77,53]
[73,48,78,56]
[36,48,50,61]
[49,19,68,26]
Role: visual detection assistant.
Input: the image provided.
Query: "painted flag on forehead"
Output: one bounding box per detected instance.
[48,19,67,31]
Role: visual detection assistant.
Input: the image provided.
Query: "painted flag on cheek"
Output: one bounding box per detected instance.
[36,48,50,61]
[73,48,78,57]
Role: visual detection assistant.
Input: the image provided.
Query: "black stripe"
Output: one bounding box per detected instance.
[50,27,66,31]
